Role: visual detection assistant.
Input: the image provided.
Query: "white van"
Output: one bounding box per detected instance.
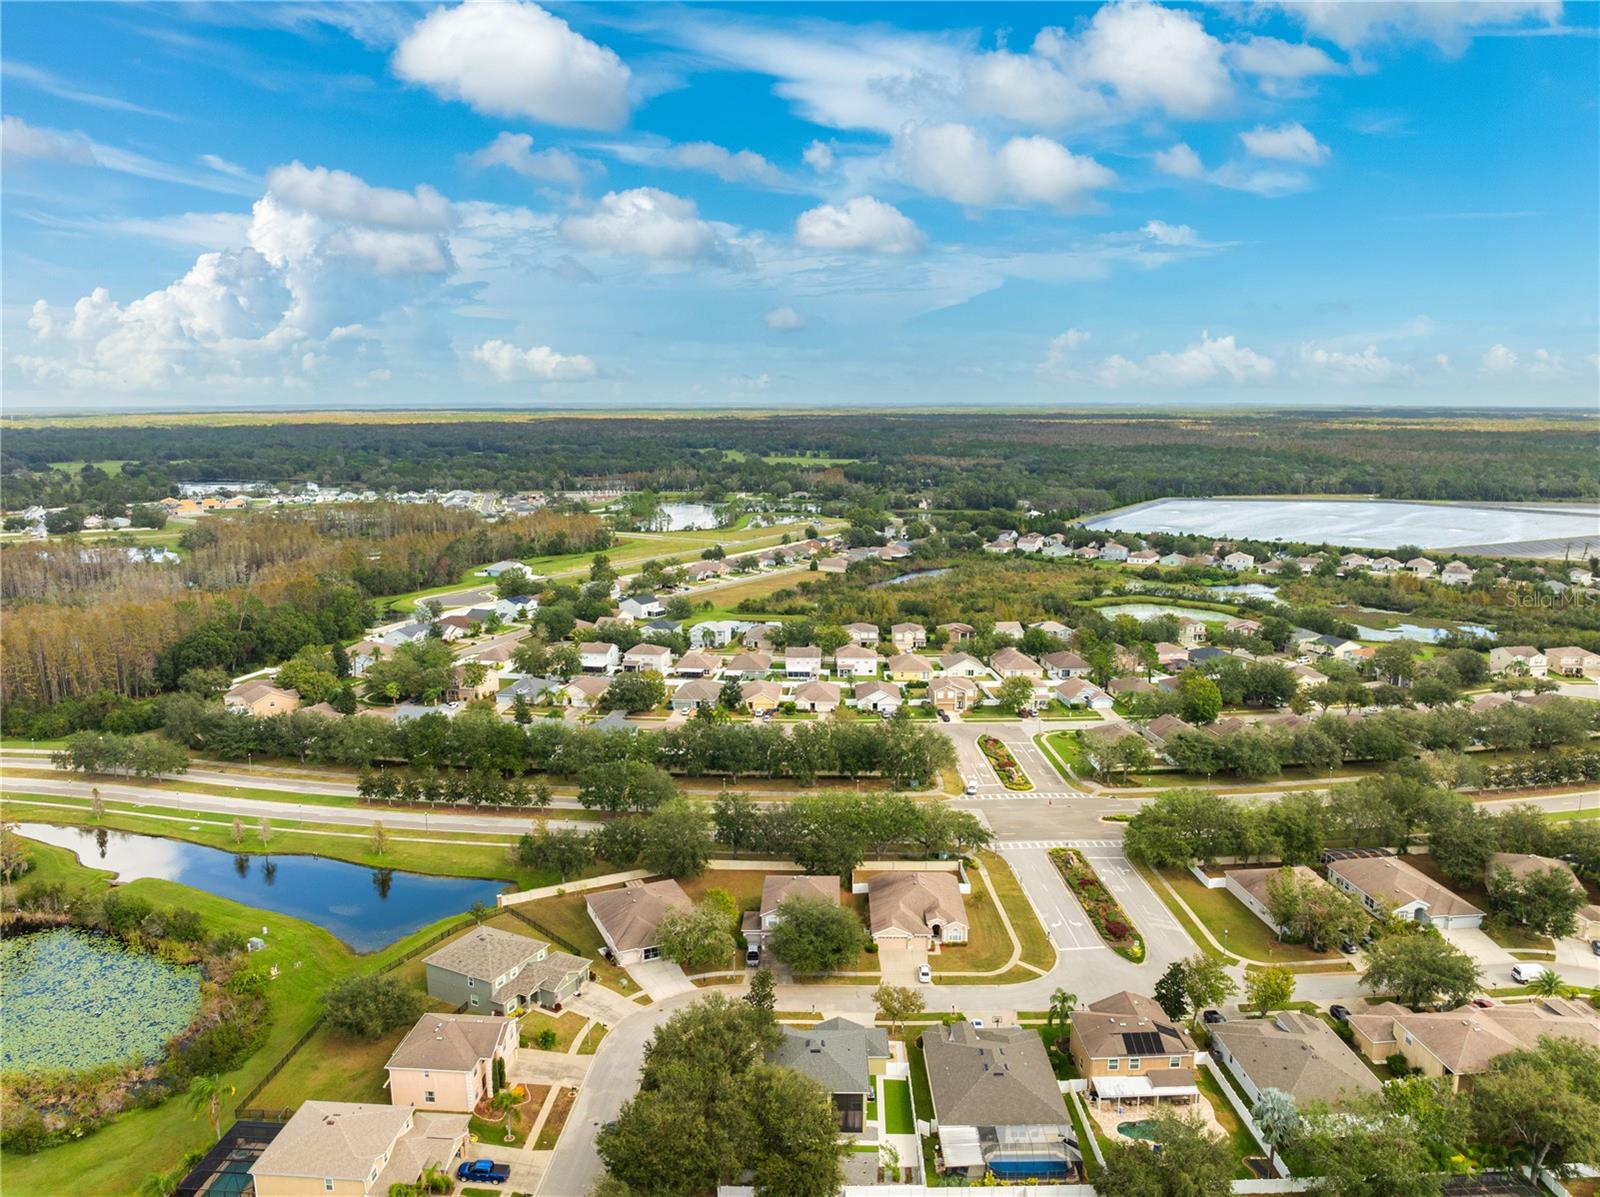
[1510,962,1549,984]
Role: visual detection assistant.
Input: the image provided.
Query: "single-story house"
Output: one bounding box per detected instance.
[939,652,990,679]
[579,642,621,674]
[725,651,772,678]
[1486,853,1600,937]
[1439,561,1474,585]
[1408,557,1438,577]
[769,1019,889,1135]
[250,1102,469,1197]
[1210,1011,1380,1108]
[423,926,588,1014]
[1326,855,1485,930]
[1070,991,1199,1106]
[833,645,881,677]
[1141,714,1198,753]
[939,622,975,643]
[794,679,842,713]
[669,678,723,712]
[740,874,841,950]
[741,680,783,713]
[887,654,934,683]
[1348,998,1600,1089]
[432,616,476,639]
[385,1014,518,1113]
[1224,865,1335,937]
[347,641,389,676]
[930,676,981,714]
[990,647,1044,679]
[854,680,903,715]
[1054,678,1113,711]
[920,1022,1076,1181]
[496,676,562,709]
[565,675,612,709]
[674,649,720,678]
[1225,618,1263,636]
[225,681,301,717]
[481,560,527,578]
[1041,651,1091,679]
[587,879,693,966]
[866,872,968,949]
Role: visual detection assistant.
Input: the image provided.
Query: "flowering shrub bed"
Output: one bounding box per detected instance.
[1049,848,1145,962]
[979,736,1033,791]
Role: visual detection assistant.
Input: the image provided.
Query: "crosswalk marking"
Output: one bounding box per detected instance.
[995,838,1121,850]
[956,791,1078,802]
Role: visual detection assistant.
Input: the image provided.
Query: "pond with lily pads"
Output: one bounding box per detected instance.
[0,929,201,1073]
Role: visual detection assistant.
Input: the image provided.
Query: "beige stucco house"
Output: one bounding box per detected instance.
[866,871,968,949]
[250,1102,468,1197]
[385,1014,517,1113]
[1069,991,1199,1106]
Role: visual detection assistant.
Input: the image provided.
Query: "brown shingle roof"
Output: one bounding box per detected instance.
[587,880,691,952]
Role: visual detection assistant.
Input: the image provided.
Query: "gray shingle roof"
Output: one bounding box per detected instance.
[769,1018,885,1096]
[920,1022,1068,1128]
[424,926,546,982]
[386,1014,509,1073]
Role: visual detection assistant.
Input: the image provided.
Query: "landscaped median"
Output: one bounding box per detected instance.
[978,735,1033,791]
[1049,847,1145,962]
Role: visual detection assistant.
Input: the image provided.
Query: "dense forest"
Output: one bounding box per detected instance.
[3,411,1596,510]
[0,506,608,721]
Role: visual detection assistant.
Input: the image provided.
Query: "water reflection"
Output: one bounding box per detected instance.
[16,823,503,952]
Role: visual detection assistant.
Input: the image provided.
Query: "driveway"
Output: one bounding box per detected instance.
[1439,927,1518,975]
[879,945,928,986]
[568,987,645,1025]
[509,1049,592,1088]
[626,959,694,1000]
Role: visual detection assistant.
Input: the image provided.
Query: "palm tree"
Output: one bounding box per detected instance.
[1252,1087,1299,1172]
[188,1073,236,1141]
[1531,968,1567,998]
[136,1169,177,1197]
[1046,988,1077,1049]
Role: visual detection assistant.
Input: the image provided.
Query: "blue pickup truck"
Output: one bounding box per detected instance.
[456,1159,512,1184]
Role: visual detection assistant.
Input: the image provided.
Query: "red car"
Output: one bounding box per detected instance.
[1471,997,1494,1009]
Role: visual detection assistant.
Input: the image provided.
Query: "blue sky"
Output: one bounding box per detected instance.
[2,0,1596,410]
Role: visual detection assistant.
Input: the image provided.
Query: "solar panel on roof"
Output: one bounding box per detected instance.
[1121,1031,1164,1055]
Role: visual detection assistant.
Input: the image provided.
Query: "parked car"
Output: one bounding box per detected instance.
[1329,1005,1351,1022]
[1471,997,1495,1009]
[1591,939,1600,956]
[970,1018,985,1029]
[917,964,932,984]
[457,1160,511,1184]
[1339,938,1358,954]
[745,945,761,967]
[1510,962,1549,984]
[1201,1009,1225,1025]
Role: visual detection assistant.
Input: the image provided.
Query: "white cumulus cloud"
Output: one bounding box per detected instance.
[1142,220,1197,246]
[1298,344,1410,381]
[1078,0,1232,117]
[1239,122,1331,165]
[469,132,589,187]
[794,196,924,253]
[1040,328,1090,371]
[265,162,453,228]
[1482,344,1519,373]
[393,0,632,130]
[894,123,1113,209]
[1096,331,1276,387]
[1153,142,1205,179]
[764,306,808,332]
[560,187,720,260]
[470,338,597,381]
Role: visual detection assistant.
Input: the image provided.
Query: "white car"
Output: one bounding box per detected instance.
[917,964,932,984]
[1510,962,1549,984]
[964,780,977,796]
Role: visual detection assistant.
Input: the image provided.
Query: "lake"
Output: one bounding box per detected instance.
[873,567,952,588]
[1093,602,1231,622]
[1085,498,1600,552]
[652,502,721,531]
[1092,601,1492,642]
[1,929,201,1072]
[17,824,505,952]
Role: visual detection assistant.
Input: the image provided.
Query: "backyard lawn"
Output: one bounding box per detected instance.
[521,1008,589,1052]
[881,1078,914,1134]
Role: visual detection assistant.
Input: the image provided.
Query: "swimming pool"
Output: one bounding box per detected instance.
[1118,1119,1160,1141]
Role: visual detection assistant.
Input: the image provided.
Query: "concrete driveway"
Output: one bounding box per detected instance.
[626,959,694,1000]
[510,1049,592,1088]
[879,945,929,986]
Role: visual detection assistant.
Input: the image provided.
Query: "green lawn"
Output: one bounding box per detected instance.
[982,851,1056,972]
[1196,1065,1267,1179]
[521,1008,589,1051]
[881,1078,914,1134]
[1157,868,1332,964]
[0,840,465,1197]
[47,459,130,475]
[577,1021,608,1055]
